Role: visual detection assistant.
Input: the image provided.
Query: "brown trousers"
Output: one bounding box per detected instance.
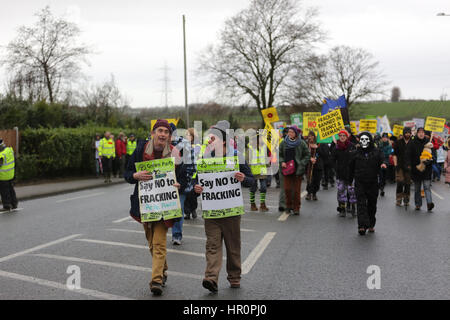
[204,216,241,285]
[284,174,302,211]
[143,220,168,285]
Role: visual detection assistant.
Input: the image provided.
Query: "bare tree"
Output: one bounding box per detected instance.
[288,45,388,107]
[1,6,91,103]
[391,86,401,102]
[80,74,129,125]
[197,0,324,124]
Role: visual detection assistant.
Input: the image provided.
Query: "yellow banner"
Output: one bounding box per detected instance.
[317,110,345,139]
[260,122,279,152]
[150,118,179,131]
[350,121,358,135]
[261,107,279,123]
[424,116,446,133]
[359,119,378,134]
[303,112,321,136]
[392,124,404,137]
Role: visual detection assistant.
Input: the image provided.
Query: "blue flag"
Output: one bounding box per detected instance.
[321,95,347,115]
[321,95,350,126]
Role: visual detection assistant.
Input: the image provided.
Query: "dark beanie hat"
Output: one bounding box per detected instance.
[403,127,411,135]
[416,127,425,134]
[153,119,172,134]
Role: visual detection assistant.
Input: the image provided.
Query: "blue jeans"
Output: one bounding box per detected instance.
[172,192,186,240]
[414,180,432,207]
[250,178,267,193]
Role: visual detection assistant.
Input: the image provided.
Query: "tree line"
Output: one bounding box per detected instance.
[0,1,389,129]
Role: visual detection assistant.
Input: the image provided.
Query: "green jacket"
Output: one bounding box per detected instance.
[279,138,311,176]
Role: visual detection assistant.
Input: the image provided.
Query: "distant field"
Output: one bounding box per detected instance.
[349,101,450,122]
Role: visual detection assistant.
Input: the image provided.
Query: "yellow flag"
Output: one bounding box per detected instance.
[262,107,279,123]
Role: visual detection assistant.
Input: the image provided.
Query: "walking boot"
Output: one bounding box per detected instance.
[305,193,312,201]
[250,203,258,211]
[403,196,409,210]
[259,202,269,212]
[395,194,403,207]
[337,202,346,217]
[427,202,435,212]
[312,194,318,201]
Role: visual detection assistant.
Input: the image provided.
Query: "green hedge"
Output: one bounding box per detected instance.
[17,126,149,181]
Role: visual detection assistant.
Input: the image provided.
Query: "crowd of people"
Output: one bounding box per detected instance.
[89,118,450,296]
[93,132,137,182]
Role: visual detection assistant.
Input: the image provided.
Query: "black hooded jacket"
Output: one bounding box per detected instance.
[348,132,386,184]
[405,136,432,181]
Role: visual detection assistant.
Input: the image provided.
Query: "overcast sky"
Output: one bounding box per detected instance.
[0,0,449,108]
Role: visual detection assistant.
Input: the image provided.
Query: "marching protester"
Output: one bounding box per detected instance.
[405,127,434,212]
[0,139,18,212]
[126,134,137,165]
[393,127,412,207]
[92,133,102,178]
[247,131,269,212]
[192,120,254,292]
[378,133,393,197]
[124,119,181,296]
[278,127,289,212]
[445,139,450,186]
[305,131,323,201]
[182,128,201,220]
[99,131,115,183]
[319,141,335,190]
[279,125,310,215]
[432,136,445,182]
[115,132,127,178]
[331,129,356,217]
[349,132,387,235]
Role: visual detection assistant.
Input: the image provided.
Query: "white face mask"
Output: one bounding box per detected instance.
[360,135,370,149]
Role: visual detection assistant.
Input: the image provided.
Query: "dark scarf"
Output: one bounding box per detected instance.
[284,136,301,149]
[336,139,351,150]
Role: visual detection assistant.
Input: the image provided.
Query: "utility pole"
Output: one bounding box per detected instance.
[183,14,189,127]
[159,61,171,108]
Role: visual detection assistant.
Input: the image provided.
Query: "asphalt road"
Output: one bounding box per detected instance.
[0,179,449,300]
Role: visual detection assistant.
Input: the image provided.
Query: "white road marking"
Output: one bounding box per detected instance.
[277,212,290,222]
[32,253,202,280]
[0,207,24,214]
[0,234,82,263]
[242,232,276,275]
[277,191,307,221]
[75,238,220,259]
[107,228,208,241]
[431,189,444,200]
[56,192,105,203]
[0,269,132,300]
[112,216,132,223]
[183,223,256,232]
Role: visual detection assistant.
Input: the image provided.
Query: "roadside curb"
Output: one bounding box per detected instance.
[8,180,128,203]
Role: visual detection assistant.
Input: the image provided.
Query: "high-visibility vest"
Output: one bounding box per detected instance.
[126,140,137,155]
[99,138,115,158]
[248,145,267,176]
[199,143,208,158]
[0,147,15,181]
